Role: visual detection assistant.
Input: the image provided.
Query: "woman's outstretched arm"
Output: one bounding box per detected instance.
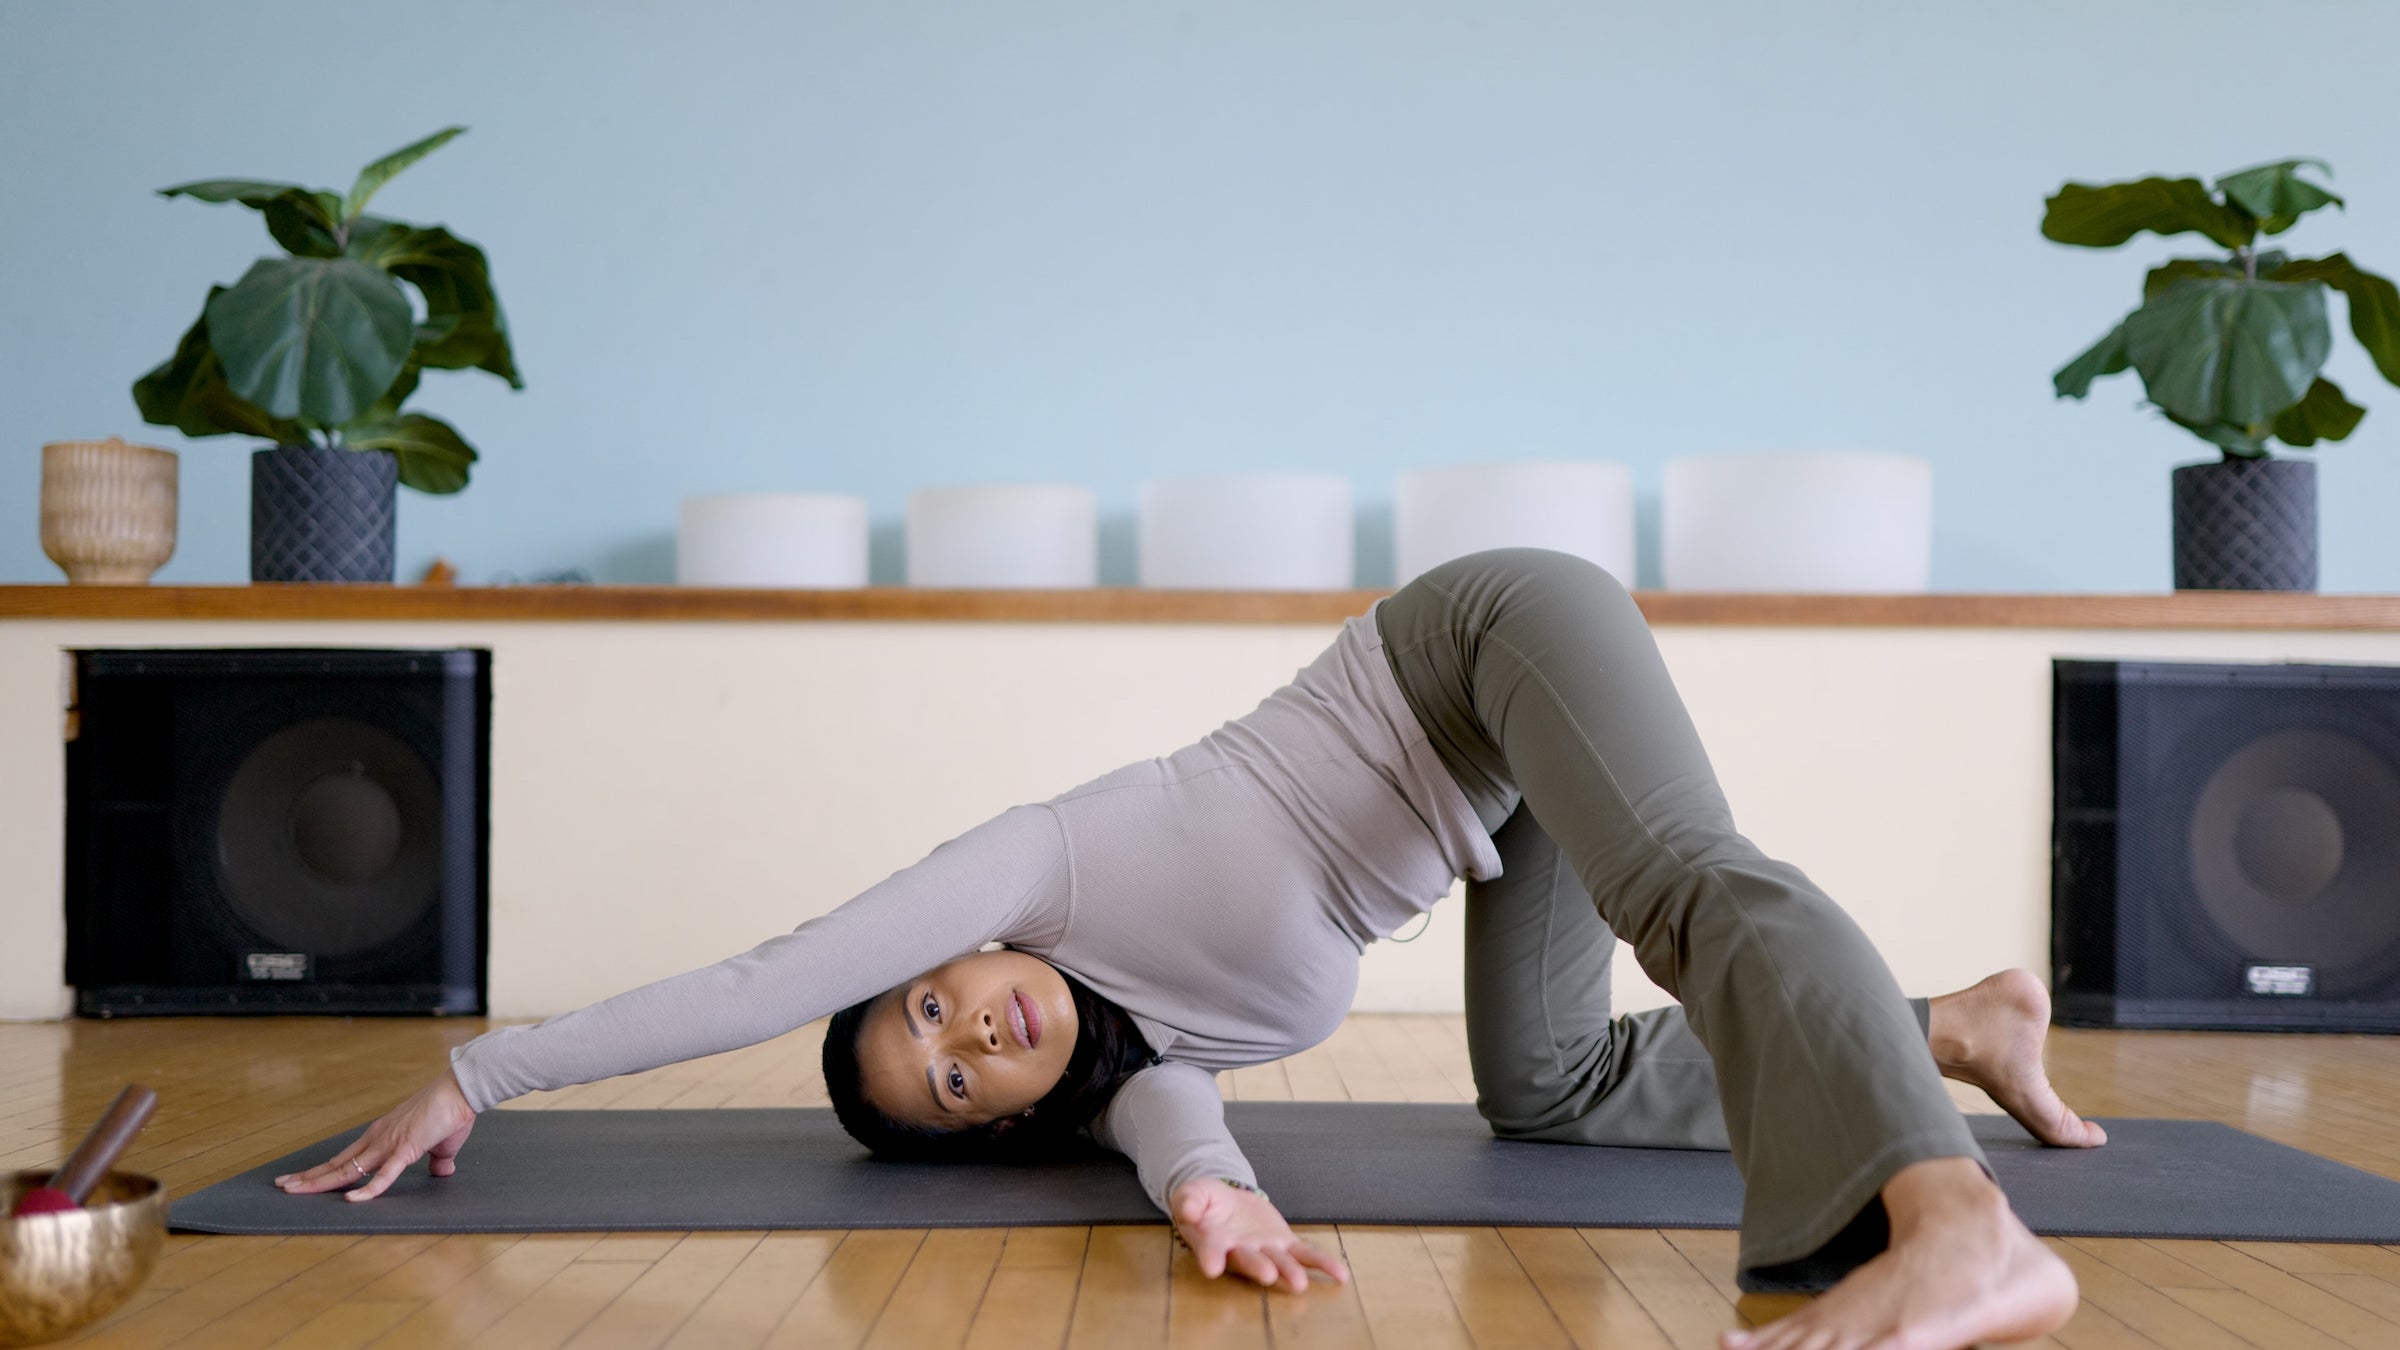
[1092,1061,1349,1290]
[283,803,1072,1200]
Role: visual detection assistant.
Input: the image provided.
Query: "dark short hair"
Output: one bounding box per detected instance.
[822,960,1159,1162]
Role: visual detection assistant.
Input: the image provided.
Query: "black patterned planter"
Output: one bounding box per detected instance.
[2171,456,2317,592]
[251,443,398,583]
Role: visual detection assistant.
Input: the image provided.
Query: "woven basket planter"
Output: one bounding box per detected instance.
[251,443,398,584]
[2171,457,2317,592]
[40,437,179,584]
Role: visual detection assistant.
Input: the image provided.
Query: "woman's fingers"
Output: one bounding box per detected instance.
[277,1139,373,1194]
[426,1119,475,1178]
[1193,1231,1231,1279]
[277,1127,408,1199]
[315,1145,381,1194]
[1167,1184,1342,1294]
[1294,1240,1350,1285]
[301,1139,368,1183]
[1215,1239,1348,1293]
[348,1144,417,1202]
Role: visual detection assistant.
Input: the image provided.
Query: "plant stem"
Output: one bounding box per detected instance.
[2243,247,2257,282]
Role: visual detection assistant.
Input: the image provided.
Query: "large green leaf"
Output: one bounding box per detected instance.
[2272,377,2366,446]
[2268,253,2400,388]
[2160,408,2265,454]
[158,179,346,257]
[346,219,522,388]
[2162,409,2273,456]
[155,178,333,221]
[2053,322,2131,399]
[204,257,416,424]
[131,292,312,441]
[261,191,348,257]
[156,177,312,205]
[358,359,422,425]
[342,126,467,223]
[2142,254,2289,302]
[2216,159,2343,236]
[2144,258,2239,303]
[341,411,478,493]
[2042,177,2255,250]
[2122,276,2330,429]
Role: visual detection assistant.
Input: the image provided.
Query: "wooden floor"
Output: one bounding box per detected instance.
[7,1014,2400,1349]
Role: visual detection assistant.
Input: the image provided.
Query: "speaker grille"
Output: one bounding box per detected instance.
[67,647,487,1016]
[2125,671,2400,1000]
[2055,659,2400,1029]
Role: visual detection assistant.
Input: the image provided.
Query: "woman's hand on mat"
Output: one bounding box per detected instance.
[1170,1179,1349,1291]
[274,1069,478,1202]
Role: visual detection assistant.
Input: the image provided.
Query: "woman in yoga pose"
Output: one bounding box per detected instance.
[280,547,2099,1350]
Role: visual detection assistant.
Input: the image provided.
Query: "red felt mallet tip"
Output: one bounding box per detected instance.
[9,1188,78,1216]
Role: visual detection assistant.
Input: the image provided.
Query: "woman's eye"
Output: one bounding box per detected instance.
[923,993,939,1022]
[948,1067,967,1098]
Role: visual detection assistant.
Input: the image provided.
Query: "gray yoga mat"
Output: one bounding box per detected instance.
[171,1104,2400,1247]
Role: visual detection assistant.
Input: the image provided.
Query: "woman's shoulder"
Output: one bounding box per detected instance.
[1039,755,1177,807]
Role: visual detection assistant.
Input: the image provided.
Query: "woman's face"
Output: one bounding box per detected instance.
[855,949,1079,1130]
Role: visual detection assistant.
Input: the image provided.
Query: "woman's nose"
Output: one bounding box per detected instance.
[978,1009,1000,1051]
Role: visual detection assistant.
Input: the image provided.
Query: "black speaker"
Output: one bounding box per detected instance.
[2053,658,2400,1031]
[65,648,489,1016]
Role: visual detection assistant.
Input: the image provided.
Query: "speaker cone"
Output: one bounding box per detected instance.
[2180,724,2400,994]
[213,716,442,957]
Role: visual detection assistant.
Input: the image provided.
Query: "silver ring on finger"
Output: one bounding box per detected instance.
[351,1158,369,1179]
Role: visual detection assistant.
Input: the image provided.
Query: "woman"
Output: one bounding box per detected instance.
[280,548,2095,1350]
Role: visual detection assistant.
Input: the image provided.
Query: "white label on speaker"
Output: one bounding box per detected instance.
[2244,964,2315,996]
[244,952,311,982]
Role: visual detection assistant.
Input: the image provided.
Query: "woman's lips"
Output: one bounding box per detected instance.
[1012,989,1042,1049]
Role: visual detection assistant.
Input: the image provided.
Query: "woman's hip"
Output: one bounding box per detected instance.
[1374,547,1667,832]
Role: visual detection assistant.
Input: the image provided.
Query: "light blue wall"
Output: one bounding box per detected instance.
[6,0,2398,590]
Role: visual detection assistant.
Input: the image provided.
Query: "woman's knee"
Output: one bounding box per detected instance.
[1476,1069,1607,1138]
[1422,546,1624,599]
[1409,550,1638,649]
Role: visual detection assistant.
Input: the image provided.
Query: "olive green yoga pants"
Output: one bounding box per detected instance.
[1374,547,1982,1279]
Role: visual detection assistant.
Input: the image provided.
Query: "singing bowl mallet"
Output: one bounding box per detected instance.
[8,1086,158,1217]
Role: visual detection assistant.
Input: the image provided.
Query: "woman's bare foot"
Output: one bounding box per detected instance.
[1722,1157,2077,1350]
[1927,969,2107,1148]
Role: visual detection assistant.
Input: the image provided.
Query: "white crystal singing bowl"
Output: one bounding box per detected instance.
[906,485,1098,588]
[677,493,871,588]
[1138,472,1355,590]
[1661,451,1932,592]
[1395,459,1635,586]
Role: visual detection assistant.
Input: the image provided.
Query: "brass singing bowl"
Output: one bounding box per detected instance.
[0,1171,167,1348]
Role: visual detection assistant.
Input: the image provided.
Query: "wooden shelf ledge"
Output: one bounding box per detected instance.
[6,584,2400,629]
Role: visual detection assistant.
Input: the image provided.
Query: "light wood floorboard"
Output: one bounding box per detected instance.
[8,1014,2399,1348]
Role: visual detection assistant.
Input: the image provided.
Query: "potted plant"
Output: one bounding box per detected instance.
[2045,158,2400,590]
[131,126,521,583]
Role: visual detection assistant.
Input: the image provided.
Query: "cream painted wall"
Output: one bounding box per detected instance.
[7,620,2399,1025]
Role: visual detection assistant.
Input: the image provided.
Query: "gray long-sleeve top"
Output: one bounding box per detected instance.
[448,600,1502,1211]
